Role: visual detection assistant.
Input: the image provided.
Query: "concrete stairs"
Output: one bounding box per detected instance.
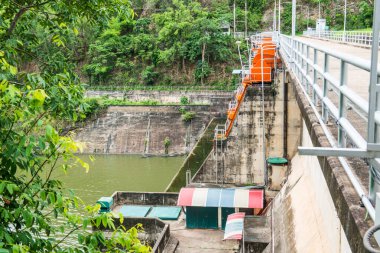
[163,236,179,253]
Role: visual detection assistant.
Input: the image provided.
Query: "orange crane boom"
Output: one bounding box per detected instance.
[220,36,280,140]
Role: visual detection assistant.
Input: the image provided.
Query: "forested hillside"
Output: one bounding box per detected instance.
[3,0,278,89]
[276,0,373,34]
[2,0,374,89]
[83,1,238,87]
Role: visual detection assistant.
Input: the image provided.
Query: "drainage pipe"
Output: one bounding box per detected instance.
[281,51,376,221]
[283,70,288,158]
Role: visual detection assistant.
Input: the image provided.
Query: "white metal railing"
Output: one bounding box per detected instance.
[233,32,257,39]
[279,34,380,221]
[214,124,226,140]
[250,31,279,45]
[303,30,374,47]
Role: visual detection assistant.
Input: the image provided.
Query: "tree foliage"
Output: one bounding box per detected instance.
[83,0,238,87]
[0,0,150,252]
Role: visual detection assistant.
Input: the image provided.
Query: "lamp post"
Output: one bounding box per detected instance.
[273,0,277,31]
[279,2,308,34]
[291,0,296,62]
[292,0,296,39]
[318,0,321,38]
[278,0,281,34]
[244,0,247,37]
[245,37,250,59]
[236,40,243,70]
[233,0,236,38]
[343,0,347,42]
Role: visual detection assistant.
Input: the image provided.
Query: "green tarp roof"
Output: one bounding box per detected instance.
[147,206,181,220]
[119,205,151,217]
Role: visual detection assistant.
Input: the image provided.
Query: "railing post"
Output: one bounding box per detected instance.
[338,60,347,148]
[368,0,380,204]
[312,48,318,102]
[306,45,310,92]
[291,0,296,65]
[301,43,305,86]
[322,54,329,123]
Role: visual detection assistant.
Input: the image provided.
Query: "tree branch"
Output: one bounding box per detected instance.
[7,7,28,37]
[20,143,62,194]
[6,0,54,37]
[51,225,81,250]
[1,99,23,144]
[24,111,48,136]
[39,154,61,192]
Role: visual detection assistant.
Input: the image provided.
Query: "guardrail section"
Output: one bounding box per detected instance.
[279,34,380,220]
[303,30,375,47]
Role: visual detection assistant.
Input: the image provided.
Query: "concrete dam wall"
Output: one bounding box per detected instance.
[85,90,232,105]
[73,91,230,155]
[271,120,351,253]
[194,72,302,185]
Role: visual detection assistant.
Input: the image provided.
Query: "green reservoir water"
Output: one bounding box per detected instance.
[53,154,184,204]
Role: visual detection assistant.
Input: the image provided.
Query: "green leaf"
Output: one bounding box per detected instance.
[40,191,46,200]
[6,184,13,195]
[78,234,84,244]
[0,182,5,194]
[95,217,101,227]
[101,215,107,228]
[22,211,33,227]
[4,232,13,244]
[46,125,53,138]
[9,65,17,75]
[83,219,89,230]
[48,192,55,204]
[12,245,19,253]
[30,89,48,105]
[119,212,124,224]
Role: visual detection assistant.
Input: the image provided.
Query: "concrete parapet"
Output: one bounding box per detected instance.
[110,191,178,207]
[287,66,372,252]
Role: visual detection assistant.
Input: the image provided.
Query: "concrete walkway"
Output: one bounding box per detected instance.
[297,36,380,101]
[167,213,239,253]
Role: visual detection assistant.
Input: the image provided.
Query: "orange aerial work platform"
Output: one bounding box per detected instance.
[216,35,280,140]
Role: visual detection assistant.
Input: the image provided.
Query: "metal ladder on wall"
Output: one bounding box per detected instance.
[214,124,227,184]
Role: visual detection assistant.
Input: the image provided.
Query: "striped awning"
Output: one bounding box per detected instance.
[177,188,264,208]
[223,212,246,240]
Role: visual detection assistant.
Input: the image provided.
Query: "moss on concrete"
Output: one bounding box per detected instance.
[165,117,225,192]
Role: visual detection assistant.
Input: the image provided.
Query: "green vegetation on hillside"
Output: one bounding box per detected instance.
[279,0,373,34]
[81,0,247,87]
[6,0,281,89]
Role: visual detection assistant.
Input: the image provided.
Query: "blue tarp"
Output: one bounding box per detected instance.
[219,189,235,207]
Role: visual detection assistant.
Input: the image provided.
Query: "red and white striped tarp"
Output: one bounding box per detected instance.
[177,187,264,208]
[223,212,246,240]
